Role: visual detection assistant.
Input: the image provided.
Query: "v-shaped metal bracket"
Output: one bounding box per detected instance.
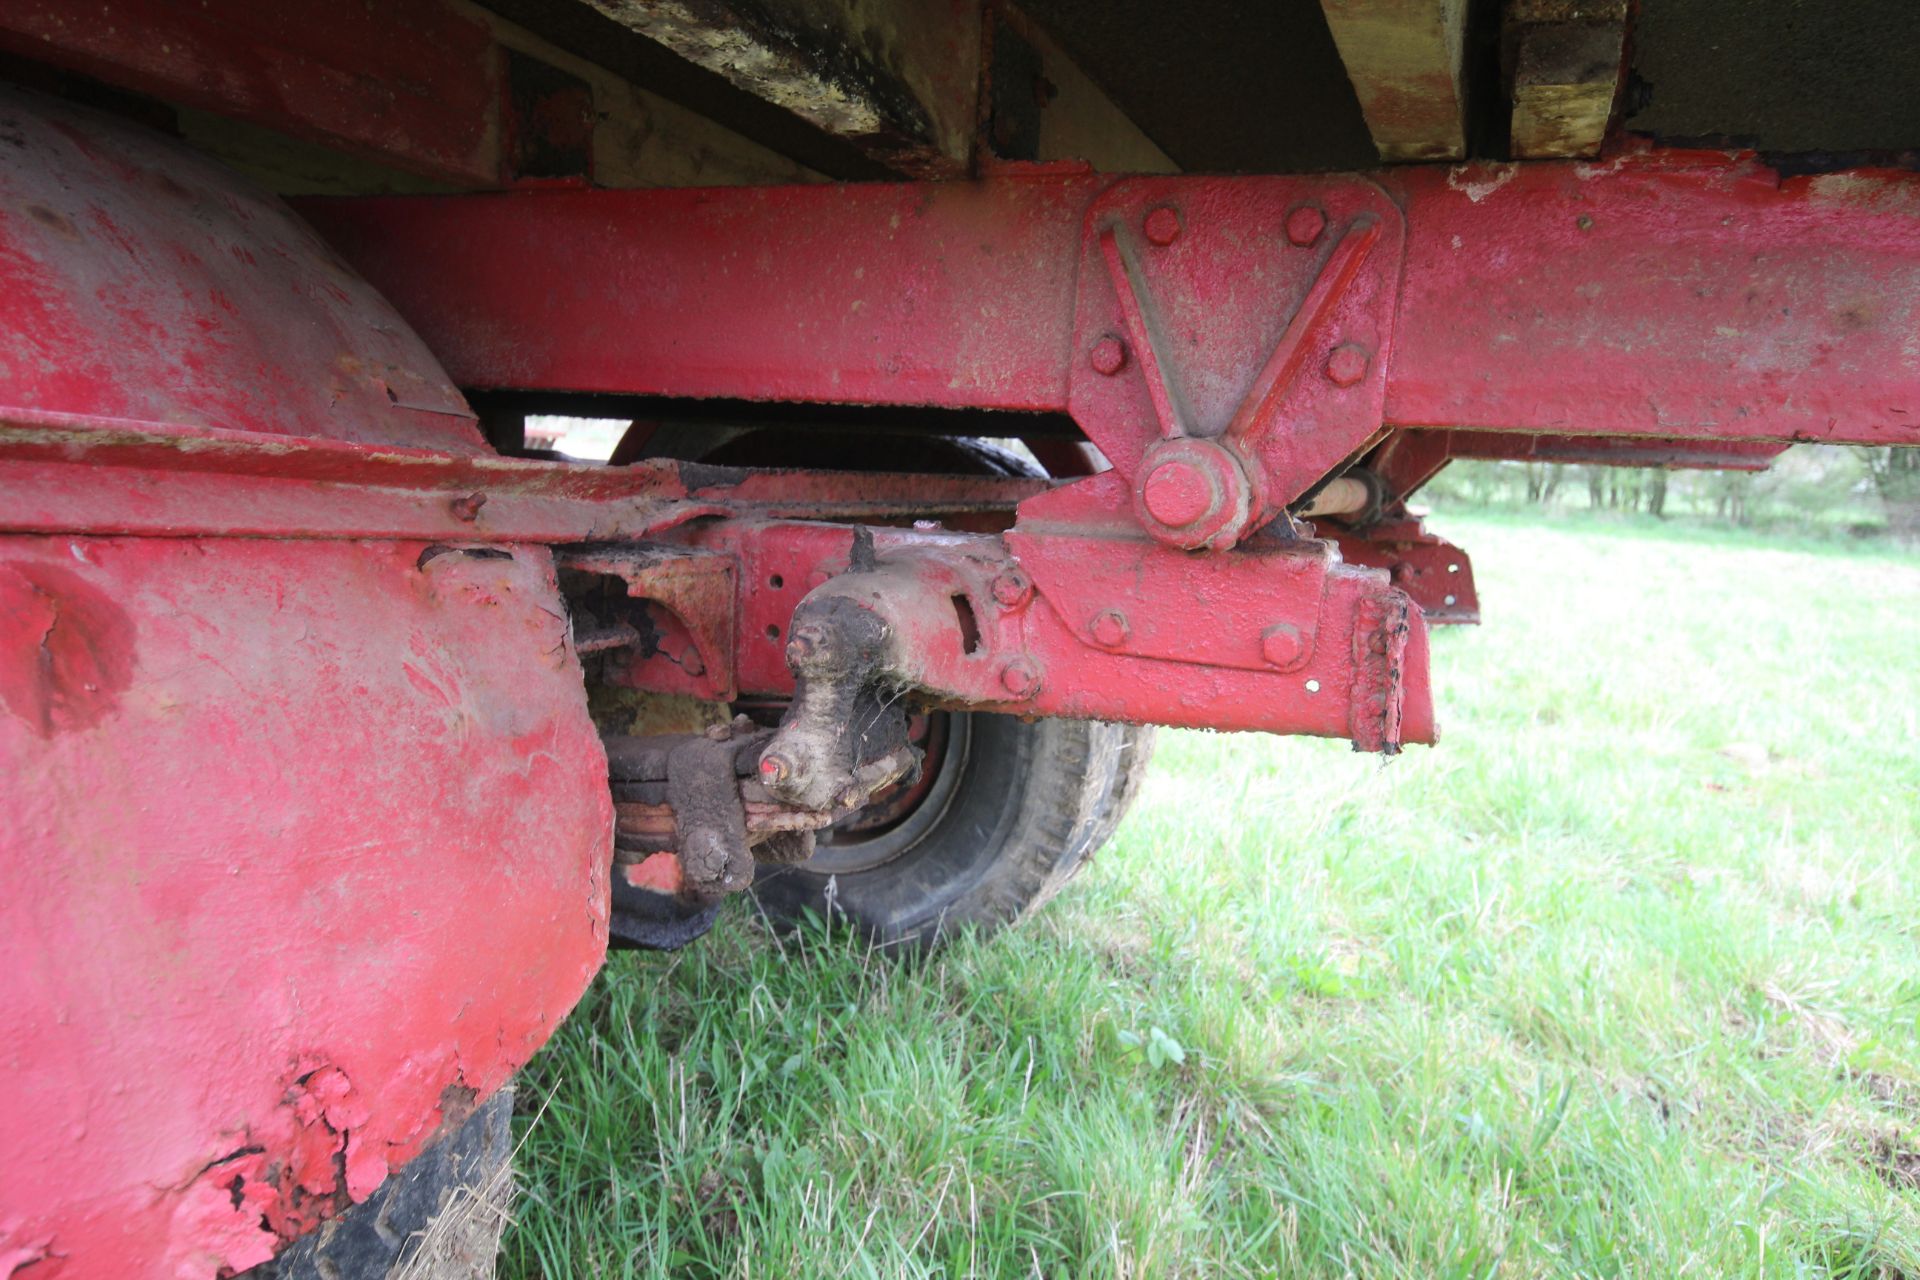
[1059,177,1405,550]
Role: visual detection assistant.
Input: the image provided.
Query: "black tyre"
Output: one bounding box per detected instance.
[752,714,1155,948]
[254,1088,514,1280]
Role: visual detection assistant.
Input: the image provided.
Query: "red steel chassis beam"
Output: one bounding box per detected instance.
[303,154,1920,456]
[0,0,505,185]
[1442,431,1787,472]
[0,411,1431,748]
[1333,425,1788,623]
[295,156,1920,643]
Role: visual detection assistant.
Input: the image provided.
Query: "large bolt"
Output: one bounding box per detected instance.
[760,752,795,785]
[1000,658,1042,699]
[991,570,1032,608]
[1325,343,1370,388]
[1140,460,1216,529]
[1143,206,1182,246]
[1285,205,1326,247]
[1090,609,1130,648]
[1261,623,1304,668]
[1133,436,1254,552]
[1089,336,1128,376]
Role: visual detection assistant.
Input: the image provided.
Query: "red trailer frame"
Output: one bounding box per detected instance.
[2,3,1919,1274]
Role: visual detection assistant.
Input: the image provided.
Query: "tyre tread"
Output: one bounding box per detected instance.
[251,1088,513,1280]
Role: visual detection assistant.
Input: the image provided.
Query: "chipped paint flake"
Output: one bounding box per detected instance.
[1445,163,1519,203]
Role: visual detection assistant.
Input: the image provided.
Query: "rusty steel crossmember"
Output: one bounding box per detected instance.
[300,157,1920,635]
[0,411,1047,543]
[649,519,1434,749]
[0,413,1432,746]
[305,154,1920,463]
[1327,520,1480,626]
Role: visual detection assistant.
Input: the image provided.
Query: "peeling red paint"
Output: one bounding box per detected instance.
[0,1231,54,1278]
[0,561,133,735]
[0,538,611,1279]
[172,1153,279,1276]
[0,92,610,1279]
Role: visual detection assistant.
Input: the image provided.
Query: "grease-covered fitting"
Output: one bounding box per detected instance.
[760,590,918,814]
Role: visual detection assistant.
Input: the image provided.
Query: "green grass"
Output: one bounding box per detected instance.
[502,514,1920,1279]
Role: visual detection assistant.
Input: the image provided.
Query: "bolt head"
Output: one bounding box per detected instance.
[1285,205,1326,247]
[449,491,487,521]
[1090,609,1130,648]
[991,570,1032,608]
[759,752,793,784]
[1143,206,1182,246]
[1089,336,1128,376]
[1000,659,1041,699]
[1133,437,1256,551]
[1261,623,1304,668]
[1140,460,1216,529]
[1325,343,1370,388]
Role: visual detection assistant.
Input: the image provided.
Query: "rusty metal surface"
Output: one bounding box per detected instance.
[1329,519,1480,625]
[0,89,482,451]
[605,717,907,904]
[1007,500,1337,673]
[0,0,503,186]
[301,178,1095,411]
[1066,176,1404,538]
[1445,430,1789,471]
[1384,154,1920,445]
[305,154,1920,454]
[653,517,1436,747]
[0,537,610,1278]
[1362,429,1457,506]
[7,48,1919,1276]
[0,413,1049,543]
[0,87,611,1279]
[560,544,740,701]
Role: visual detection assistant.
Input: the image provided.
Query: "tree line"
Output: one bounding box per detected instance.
[1425,445,1919,542]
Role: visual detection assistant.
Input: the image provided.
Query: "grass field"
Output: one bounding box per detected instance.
[502,513,1920,1279]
